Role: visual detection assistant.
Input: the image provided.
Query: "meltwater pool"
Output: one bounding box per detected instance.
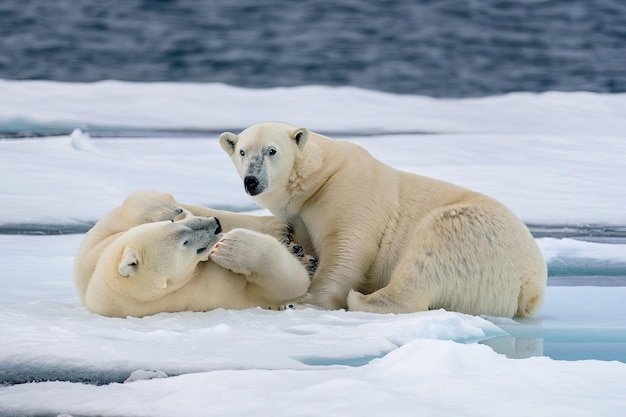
[483,284,626,363]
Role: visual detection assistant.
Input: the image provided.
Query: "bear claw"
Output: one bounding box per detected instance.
[291,244,304,257]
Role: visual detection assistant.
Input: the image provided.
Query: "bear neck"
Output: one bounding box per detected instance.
[284,133,343,216]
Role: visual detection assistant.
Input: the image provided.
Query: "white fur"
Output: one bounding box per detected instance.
[73,190,311,317]
[219,122,547,317]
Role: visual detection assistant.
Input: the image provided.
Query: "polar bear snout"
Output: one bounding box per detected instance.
[244,175,263,196]
[178,217,224,259]
[184,216,221,234]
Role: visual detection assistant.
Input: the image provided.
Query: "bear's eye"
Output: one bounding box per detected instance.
[239,149,245,157]
[183,240,189,246]
[267,147,277,156]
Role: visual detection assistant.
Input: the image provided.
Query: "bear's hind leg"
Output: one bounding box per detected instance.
[347,288,429,314]
[347,257,432,314]
[516,275,547,317]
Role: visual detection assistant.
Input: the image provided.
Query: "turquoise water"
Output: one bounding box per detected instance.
[484,319,626,363]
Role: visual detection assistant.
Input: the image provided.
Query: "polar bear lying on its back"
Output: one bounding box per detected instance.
[219,122,547,318]
[73,190,314,317]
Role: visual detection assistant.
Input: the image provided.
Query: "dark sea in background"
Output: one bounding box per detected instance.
[1,0,625,97]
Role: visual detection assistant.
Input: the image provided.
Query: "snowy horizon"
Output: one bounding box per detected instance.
[2,80,626,227]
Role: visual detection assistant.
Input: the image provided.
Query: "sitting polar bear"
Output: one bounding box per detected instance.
[219,122,547,318]
[73,190,315,317]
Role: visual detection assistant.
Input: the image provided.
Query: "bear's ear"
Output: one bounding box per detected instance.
[118,246,140,277]
[219,132,239,155]
[292,128,309,150]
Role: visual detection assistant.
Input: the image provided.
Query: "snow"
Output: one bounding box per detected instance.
[2,80,626,136]
[3,340,625,417]
[2,81,626,225]
[0,80,625,416]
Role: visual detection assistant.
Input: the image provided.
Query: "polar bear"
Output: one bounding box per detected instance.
[219,122,547,318]
[73,190,314,317]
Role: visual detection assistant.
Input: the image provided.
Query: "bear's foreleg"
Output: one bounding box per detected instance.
[306,254,376,310]
[209,228,312,303]
[294,216,382,309]
[181,203,290,241]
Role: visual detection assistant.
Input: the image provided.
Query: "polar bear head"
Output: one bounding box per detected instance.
[96,215,223,302]
[219,122,310,214]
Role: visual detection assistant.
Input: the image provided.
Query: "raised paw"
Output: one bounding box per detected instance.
[122,191,190,225]
[208,229,261,275]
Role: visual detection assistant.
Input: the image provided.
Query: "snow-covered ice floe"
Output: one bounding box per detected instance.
[0,232,625,416]
[0,81,625,416]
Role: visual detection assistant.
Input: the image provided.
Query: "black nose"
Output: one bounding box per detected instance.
[244,176,259,194]
[214,217,222,235]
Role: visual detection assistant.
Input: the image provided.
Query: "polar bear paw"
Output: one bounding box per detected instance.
[208,229,258,275]
[283,240,318,279]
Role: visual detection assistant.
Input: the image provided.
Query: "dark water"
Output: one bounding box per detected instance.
[1,0,625,97]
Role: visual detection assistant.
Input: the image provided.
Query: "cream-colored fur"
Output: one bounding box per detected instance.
[73,190,312,317]
[219,122,547,317]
